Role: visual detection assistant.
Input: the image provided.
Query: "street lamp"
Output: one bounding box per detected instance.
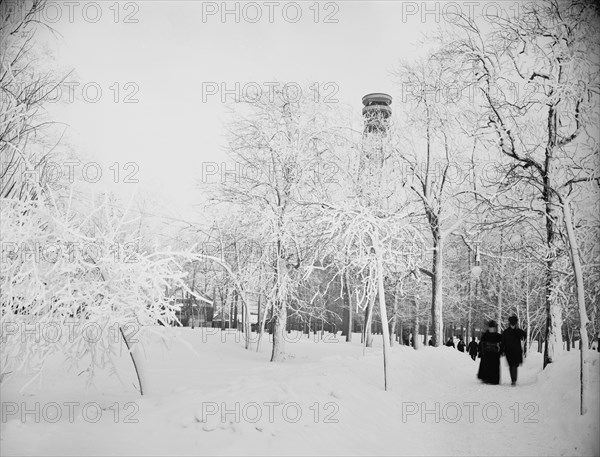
[468,242,482,343]
[471,244,482,279]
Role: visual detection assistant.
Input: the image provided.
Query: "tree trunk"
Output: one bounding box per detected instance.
[120,326,146,396]
[256,265,263,334]
[364,294,375,348]
[233,290,239,330]
[220,289,227,330]
[256,297,269,353]
[467,246,473,344]
[544,270,563,366]
[374,237,392,391]
[431,235,443,346]
[229,290,234,329]
[343,271,352,342]
[413,298,421,350]
[390,283,399,347]
[341,278,348,338]
[270,298,287,362]
[543,183,563,367]
[320,317,324,340]
[562,199,590,415]
[242,296,251,350]
[525,265,531,356]
[256,293,261,334]
[497,231,504,330]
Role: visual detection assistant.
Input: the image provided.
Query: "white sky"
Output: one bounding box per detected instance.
[39,1,502,223]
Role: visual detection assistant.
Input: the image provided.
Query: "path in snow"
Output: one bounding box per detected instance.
[1,328,598,456]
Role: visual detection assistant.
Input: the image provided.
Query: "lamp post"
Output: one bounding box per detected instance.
[471,243,482,279]
[470,242,482,340]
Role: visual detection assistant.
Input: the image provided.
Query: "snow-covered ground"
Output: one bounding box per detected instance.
[1,328,599,456]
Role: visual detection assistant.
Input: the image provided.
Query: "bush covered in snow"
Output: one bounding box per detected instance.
[0,194,194,390]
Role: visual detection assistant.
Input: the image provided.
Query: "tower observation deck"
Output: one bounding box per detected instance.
[362,93,392,134]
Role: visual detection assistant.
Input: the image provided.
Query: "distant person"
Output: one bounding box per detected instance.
[457,338,465,352]
[501,315,526,386]
[467,337,478,361]
[477,320,502,385]
[428,338,434,346]
[445,337,455,348]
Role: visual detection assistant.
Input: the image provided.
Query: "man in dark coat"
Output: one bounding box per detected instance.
[467,337,478,360]
[457,338,466,352]
[477,320,502,384]
[501,315,526,386]
[445,337,455,348]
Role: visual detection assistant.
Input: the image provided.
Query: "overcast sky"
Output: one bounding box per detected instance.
[40,1,501,223]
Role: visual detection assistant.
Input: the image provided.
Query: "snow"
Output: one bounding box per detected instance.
[1,328,599,456]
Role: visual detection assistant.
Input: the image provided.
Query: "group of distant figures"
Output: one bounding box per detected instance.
[432,315,526,386]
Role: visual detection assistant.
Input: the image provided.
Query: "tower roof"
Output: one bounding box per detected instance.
[362,93,392,106]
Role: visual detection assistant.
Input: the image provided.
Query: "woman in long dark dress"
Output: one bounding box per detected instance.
[477,320,502,385]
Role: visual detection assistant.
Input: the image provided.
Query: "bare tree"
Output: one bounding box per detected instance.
[444,0,600,368]
[310,201,422,390]
[392,57,473,346]
[1,0,70,200]
[214,85,343,362]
